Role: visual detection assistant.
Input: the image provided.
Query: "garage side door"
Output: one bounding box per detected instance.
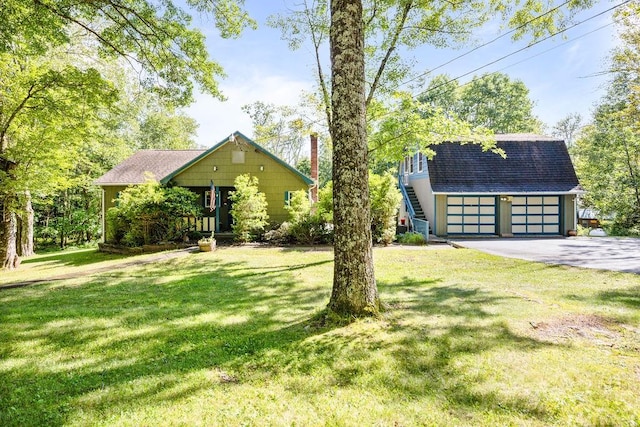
[447,196,496,235]
[512,196,560,235]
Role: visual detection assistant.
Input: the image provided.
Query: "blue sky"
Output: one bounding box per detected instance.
[185,1,619,147]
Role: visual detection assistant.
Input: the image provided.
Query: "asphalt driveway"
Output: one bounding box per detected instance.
[449,237,640,274]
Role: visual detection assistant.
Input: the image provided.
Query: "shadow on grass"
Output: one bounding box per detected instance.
[19,248,127,267]
[1,255,558,426]
[381,278,553,419]
[597,286,640,309]
[0,254,334,425]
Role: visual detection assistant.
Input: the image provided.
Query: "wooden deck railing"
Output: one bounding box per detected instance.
[183,217,215,233]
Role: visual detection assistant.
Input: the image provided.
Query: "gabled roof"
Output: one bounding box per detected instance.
[94,150,206,185]
[94,131,313,186]
[159,131,313,185]
[428,134,581,194]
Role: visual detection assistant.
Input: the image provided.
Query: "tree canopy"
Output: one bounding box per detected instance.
[0,0,255,105]
[573,1,640,235]
[419,72,544,134]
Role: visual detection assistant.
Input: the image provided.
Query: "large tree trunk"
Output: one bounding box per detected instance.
[327,0,379,316]
[17,191,35,257]
[1,135,20,268]
[1,201,20,270]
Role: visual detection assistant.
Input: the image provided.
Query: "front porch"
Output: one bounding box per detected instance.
[183,217,235,242]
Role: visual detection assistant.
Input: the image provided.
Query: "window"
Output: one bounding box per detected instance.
[284,191,293,206]
[417,153,423,172]
[204,191,214,208]
[232,150,245,164]
[409,155,414,174]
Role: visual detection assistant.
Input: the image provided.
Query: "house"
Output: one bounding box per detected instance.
[577,208,604,229]
[399,134,582,238]
[95,131,315,239]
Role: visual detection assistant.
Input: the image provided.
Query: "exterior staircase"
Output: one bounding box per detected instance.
[404,186,426,220]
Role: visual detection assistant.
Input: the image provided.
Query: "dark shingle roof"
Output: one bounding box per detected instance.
[94,150,206,185]
[428,135,580,194]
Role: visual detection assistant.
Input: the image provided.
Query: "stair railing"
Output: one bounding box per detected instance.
[398,177,417,220]
[398,177,429,242]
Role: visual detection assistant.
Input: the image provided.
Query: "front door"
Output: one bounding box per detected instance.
[217,187,234,232]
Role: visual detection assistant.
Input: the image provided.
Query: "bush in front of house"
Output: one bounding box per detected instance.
[229,174,269,243]
[263,222,293,245]
[266,173,400,246]
[106,178,200,246]
[314,174,401,245]
[265,186,334,245]
[370,172,402,245]
[397,232,427,245]
[286,189,333,244]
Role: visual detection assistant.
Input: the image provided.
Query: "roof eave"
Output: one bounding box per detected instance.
[432,190,584,195]
[94,181,144,187]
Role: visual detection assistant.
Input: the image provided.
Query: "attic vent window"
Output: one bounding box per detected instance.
[232,150,245,164]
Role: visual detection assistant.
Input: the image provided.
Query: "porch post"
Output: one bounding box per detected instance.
[215,187,220,233]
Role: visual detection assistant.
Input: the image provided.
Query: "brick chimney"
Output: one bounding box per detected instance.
[310,133,319,202]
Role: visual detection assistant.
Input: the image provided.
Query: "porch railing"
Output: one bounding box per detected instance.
[183,217,215,233]
[413,218,430,242]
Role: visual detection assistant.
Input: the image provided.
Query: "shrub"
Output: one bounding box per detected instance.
[397,232,427,245]
[576,225,590,236]
[230,174,269,243]
[308,175,400,245]
[264,222,293,245]
[282,190,333,244]
[316,183,334,224]
[106,178,200,246]
[370,172,402,245]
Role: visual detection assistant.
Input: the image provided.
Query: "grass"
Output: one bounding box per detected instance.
[1,245,639,426]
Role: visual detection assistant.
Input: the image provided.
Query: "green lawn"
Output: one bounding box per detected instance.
[1,246,638,426]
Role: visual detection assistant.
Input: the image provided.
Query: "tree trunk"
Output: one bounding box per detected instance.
[327,0,379,316]
[17,191,35,257]
[60,190,68,249]
[1,202,20,270]
[1,135,20,269]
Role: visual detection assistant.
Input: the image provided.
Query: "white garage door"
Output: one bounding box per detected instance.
[512,196,560,235]
[447,196,496,235]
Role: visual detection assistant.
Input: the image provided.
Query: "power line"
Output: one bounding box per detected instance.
[394,0,574,91]
[496,21,616,75]
[412,0,629,102]
[422,20,616,103]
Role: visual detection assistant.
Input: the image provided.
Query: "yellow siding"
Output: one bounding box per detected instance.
[435,194,447,236]
[103,186,127,211]
[172,140,309,224]
[101,186,127,240]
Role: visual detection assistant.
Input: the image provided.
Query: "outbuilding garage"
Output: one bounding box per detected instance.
[400,134,582,238]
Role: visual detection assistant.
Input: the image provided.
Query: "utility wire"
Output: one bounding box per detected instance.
[394,0,574,91]
[412,0,629,102]
[367,1,629,151]
[423,20,616,103]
